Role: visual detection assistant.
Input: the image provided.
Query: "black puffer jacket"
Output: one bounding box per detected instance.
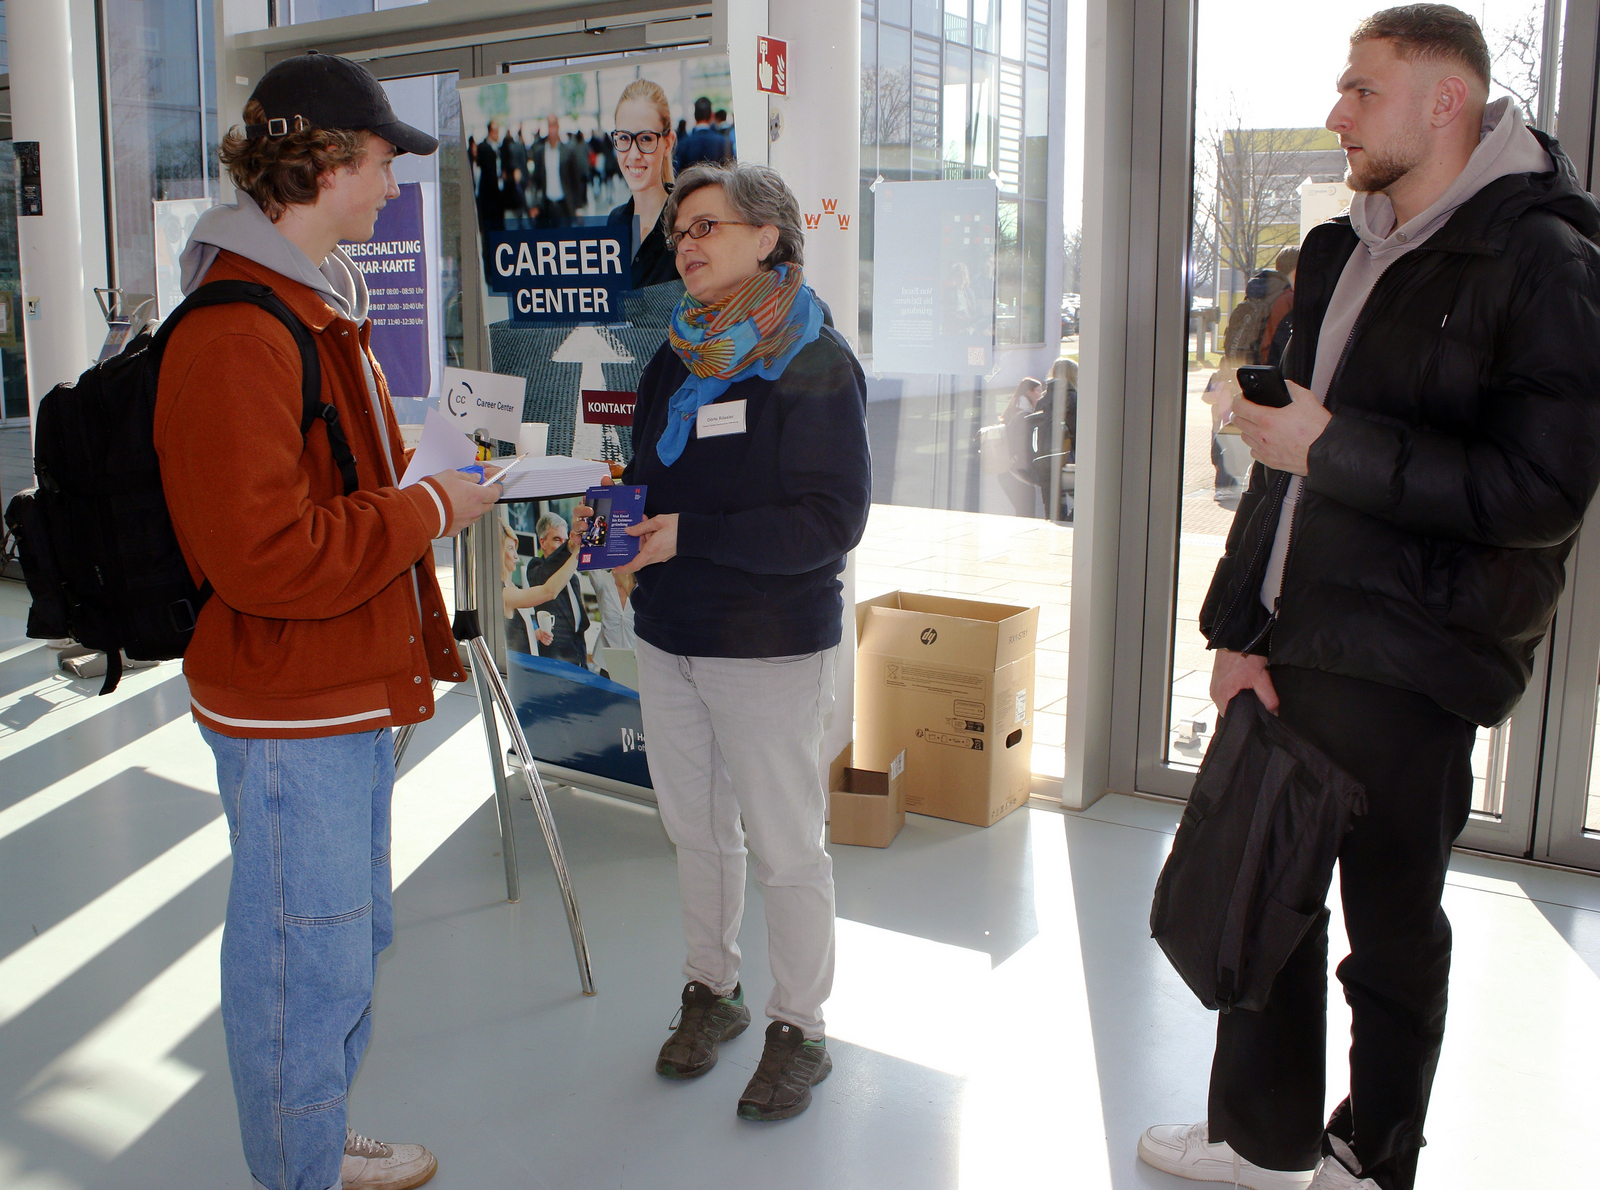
[1201,132,1600,726]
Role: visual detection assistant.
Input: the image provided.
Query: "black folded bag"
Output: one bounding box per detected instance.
[1150,688,1367,1013]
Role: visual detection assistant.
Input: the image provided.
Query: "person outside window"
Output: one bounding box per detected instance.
[155,52,502,1190]
[586,160,871,1122]
[1140,9,1600,1190]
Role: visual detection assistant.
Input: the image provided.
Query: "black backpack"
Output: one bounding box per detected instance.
[2,280,358,695]
[1149,690,1367,1013]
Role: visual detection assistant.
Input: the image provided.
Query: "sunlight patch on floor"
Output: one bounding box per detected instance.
[12,715,495,1163]
[826,809,1112,1189]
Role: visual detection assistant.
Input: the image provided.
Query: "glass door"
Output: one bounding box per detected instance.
[1137,0,1565,858]
[1532,517,1600,868]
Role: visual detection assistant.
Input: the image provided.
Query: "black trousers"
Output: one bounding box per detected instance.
[1207,665,1475,1190]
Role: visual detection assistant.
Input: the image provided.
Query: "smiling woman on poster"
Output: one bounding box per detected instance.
[594,161,871,1123]
[606,79,680,288]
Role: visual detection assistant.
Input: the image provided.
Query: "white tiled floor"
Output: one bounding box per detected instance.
[1,592,1598,1189]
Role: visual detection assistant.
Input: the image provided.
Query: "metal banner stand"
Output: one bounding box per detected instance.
[393,511,596,997]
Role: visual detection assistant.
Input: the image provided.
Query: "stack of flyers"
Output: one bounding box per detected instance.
[577,485,647,571]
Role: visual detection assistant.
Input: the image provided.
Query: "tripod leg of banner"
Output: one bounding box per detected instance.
[392,722,418,770]
[464,645,522,904]
[468,634,596,996]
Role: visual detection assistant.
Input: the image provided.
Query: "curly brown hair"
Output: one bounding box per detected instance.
[218,100,370,219]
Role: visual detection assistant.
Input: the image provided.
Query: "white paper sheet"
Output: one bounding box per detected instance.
[496,456,611,501]
[398,407,478,488]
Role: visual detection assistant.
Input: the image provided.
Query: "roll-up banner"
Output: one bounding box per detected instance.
[459,49,736,795]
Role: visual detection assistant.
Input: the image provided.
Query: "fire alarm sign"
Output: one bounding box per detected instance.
[757,37,787,96]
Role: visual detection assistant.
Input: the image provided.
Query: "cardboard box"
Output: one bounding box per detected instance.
[854,591,1039,828]
[828,745,906,848]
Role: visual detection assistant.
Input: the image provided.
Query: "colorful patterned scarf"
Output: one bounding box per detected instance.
[657,262,823,465]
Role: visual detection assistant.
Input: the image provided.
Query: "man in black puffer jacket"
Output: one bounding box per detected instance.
[1139,8,1600,1190]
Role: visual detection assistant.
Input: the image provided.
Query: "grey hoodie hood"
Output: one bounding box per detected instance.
[1347,97,1552,257]
[179,192,369,322]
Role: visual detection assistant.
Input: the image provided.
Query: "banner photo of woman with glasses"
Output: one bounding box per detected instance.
[457,51,734,797]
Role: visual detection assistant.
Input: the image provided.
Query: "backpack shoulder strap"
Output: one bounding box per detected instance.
[159,280,359,496]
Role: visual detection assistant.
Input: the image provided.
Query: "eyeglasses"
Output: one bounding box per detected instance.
[611,128,668,154]
[665,218,756,253]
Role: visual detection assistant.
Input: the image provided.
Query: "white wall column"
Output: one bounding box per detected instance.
[10,0,107,424]
[723,0,769,167]
[766,0,860,341]
[762,0,862,779]
[1063,0,1138,810]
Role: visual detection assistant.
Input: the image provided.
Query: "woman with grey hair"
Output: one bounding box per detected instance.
[597,160,871,1121]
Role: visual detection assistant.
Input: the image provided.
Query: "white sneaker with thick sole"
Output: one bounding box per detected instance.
[341,1128,438,1189]
[1308,1152,1380,1189]
[1138,1123,1316,1189]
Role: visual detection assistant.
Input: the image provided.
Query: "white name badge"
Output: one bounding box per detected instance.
[697,400,747,438]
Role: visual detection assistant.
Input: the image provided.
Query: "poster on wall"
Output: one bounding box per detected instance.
[342,181,430,398]
[870,179,998,376]
[459,49,735,793]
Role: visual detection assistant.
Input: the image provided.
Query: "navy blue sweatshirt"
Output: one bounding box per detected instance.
[620,325,871,657]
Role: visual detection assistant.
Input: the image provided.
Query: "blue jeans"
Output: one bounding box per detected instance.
[201,727,395,1190]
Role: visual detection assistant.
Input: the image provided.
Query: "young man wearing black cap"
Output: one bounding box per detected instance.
[154,52,500,1190]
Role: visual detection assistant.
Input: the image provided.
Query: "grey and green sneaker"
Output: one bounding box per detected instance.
[655,981,751,1079]
[736,1021,833,1121]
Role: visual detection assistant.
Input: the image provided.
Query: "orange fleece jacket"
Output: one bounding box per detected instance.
[154,250,465,737]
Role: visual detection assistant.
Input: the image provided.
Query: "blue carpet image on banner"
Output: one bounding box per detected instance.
[507,651,651,788]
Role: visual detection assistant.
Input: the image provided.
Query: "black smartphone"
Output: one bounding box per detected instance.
[1235,365,1293,408]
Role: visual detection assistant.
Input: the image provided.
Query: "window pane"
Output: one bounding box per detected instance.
[880,25,913,153]
[106,0,206,299]
[1167,0,1551,768]
[942,47,970,171]
[0,141,27,421]
[945,0,971,45]
[857,0,1081,784]
[1588,696,1600,831]
[911,35,942,177]
[971,52,997,173]
[999,0,1024,60]
[973,0,998,53]
[282,0,426,21]
[862,19,880,151]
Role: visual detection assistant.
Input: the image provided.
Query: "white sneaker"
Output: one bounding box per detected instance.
[341,1128,437,1189]
[1138,1123,1316,1189]
[1308,1152,1380,1189]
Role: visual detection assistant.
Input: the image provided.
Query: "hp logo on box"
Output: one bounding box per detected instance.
[920,628,938,645]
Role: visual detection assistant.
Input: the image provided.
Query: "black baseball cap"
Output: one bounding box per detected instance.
[245,50,438,156]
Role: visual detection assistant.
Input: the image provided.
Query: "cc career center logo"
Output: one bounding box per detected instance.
[446,380,472,418]
[920,627,938,645]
